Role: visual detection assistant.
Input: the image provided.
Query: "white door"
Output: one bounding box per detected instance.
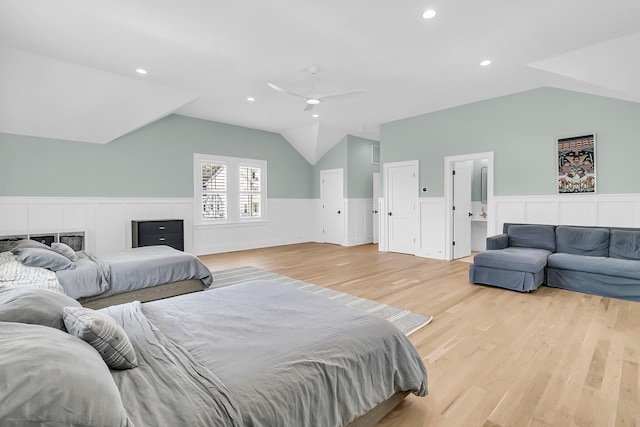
[453,161,472,259]
[321,169,344,245]
[385,162,417,254]
[372,172,381,244]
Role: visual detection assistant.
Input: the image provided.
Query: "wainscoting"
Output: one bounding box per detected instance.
[0,197,319,255]
[346,198,374,246]
[410,193,640,260]
[0,197,375,255]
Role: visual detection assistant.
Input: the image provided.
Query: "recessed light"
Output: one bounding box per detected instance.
[422,9,436,19]
[135,68,147,75]
[247,97,255,102]
[480,60,492,67]
[306,98,320,105]
[312,114,319,118]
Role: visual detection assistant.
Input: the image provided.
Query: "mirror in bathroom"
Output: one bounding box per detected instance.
[480,166,488,204]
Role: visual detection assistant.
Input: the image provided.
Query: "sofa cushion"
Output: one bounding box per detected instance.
[507,224,556,252]
[609,229,640,260]
[473,247,551,273]
[555,226,609,257]
[548,253,640,280]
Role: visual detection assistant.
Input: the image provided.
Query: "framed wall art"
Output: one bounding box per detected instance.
[557,133,596,194]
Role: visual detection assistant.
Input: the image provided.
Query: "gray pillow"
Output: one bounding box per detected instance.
[507,224,557,252]
[13,247,76,271]
[0,321,130,427]
[51,241,79,262]
[12,238,52,251]
[555,225,610,257]
[63,306,138,370]
[609,229,640,260]
[0,286,81,330]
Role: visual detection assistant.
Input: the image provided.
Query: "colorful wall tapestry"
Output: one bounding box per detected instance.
[557,134,596,194]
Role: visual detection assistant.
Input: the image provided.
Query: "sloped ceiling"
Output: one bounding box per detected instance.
[1,1,640,163]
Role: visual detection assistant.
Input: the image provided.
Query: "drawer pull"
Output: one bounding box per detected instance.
[158,226,166,230]
[159,237,166,241]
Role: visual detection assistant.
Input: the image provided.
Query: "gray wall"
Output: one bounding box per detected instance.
[0,114,313,198]
[381,87,640,197]
[311,135,380,198]
[311,136,348,198]
[348,136,380,198]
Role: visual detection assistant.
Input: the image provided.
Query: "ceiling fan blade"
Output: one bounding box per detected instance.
[303,103,315,112]
[316,89,364,100]
[267,82,307,99]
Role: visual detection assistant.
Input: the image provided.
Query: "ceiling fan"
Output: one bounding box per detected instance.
[268,66,363,111]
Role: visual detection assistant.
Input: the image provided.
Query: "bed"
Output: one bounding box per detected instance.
[0,280,428,427]
[0,235,213,304]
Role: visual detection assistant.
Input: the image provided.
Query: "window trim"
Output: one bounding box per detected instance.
[194,153,267,225]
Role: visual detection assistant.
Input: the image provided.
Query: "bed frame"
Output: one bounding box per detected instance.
[81,279,206,309]
[346,391,409,427]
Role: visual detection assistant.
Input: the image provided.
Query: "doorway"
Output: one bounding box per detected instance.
[444,152,494,261]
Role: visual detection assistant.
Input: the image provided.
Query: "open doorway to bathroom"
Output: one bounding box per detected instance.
[444,152,494,261]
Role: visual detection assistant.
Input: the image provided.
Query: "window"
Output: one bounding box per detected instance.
[194,154,267,224]
[201,163,227,220]
[239,166,261,218]
[372,145,380,165]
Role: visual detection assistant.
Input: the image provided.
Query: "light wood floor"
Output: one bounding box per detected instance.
[198,242,640,427]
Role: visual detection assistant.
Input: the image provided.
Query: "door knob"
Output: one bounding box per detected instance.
[468,212,473,217]
[372,210,378,214]
[337,210,341,214]
[388,212,393,216]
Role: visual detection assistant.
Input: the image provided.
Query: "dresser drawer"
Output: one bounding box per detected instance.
[137,233,184,251]
[137,220,183,235]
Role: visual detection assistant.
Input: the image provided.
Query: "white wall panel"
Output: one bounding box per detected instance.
[597,201,638,227]
[96,203,126,252]
[149,203,174,219]
[494,201,525,234]
[558,201,598,226]
[192,198,319,255]
[30,203,64,232]
[0,203,29,234]
[346,199,373,246]
[524,201,557,225]
[64,203,96,233]
[417,198,445,259]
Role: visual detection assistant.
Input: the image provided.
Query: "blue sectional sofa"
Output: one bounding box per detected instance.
[468,223,640,302]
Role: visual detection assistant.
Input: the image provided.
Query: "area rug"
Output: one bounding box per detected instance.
[211,266,433,336]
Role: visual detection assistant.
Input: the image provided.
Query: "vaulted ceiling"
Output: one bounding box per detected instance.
[1,1,639,164]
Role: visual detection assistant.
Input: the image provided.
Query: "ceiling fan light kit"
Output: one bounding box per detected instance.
[268,76,362,111]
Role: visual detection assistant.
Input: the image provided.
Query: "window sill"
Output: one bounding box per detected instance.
[194,219,268,229]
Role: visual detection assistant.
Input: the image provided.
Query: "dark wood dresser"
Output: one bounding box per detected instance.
[131,219,184,251]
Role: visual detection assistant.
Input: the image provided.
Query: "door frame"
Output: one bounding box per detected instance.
[383,160,419,254]
[372,172,381,244]
[444,152,494,261]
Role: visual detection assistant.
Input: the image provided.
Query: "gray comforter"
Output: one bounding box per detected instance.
[56,246,213,300]
[104,280,428,427]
